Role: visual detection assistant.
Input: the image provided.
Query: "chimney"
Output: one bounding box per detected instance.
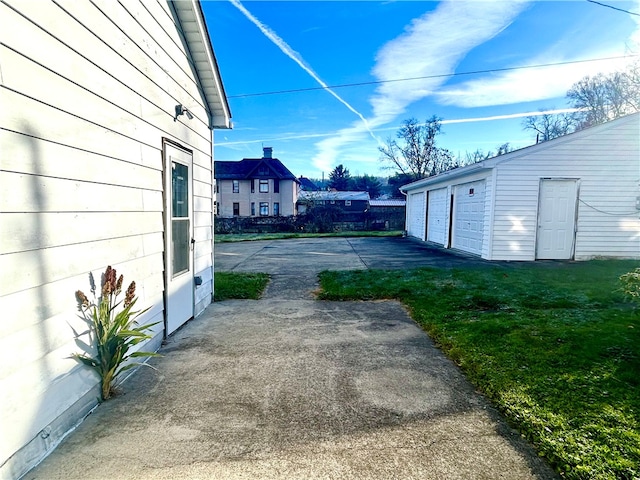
[263,146,273,159]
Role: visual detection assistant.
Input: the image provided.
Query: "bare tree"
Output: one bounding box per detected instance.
[379,116,457,180]
[466,149,489,164]
[522,111,575,143]
[567,61,640,128]
[465,143,513,164]
[494,142,513,156]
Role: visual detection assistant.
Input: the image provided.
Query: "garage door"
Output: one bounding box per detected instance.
[453,181,485,255]
[407,192,425,240]
[427,188,448,245]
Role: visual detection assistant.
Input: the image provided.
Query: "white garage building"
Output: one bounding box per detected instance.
[401,113,640,261]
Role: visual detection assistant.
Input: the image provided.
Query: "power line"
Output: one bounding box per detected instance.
[227,54,639,99]
[586,0,640,17]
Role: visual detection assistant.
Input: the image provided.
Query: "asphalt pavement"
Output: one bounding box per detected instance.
[25,237,557,480]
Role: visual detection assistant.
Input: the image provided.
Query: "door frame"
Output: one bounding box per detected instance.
[162,138,195,336]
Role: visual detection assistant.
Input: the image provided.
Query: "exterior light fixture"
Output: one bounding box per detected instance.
[174,104,194,121]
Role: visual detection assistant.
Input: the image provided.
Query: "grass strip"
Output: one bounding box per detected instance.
[318,260,640,480]
[214,272,269,301]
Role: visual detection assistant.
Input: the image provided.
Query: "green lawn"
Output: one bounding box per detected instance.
[214,230,403,243]
[318,260,640,480]
[214,272,270,301]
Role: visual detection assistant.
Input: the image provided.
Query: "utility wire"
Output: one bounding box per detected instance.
[586,0,640,17]
[227,54,639,99]
[579,199,639,216]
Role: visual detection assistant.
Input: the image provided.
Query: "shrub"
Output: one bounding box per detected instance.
[620,267,640,305]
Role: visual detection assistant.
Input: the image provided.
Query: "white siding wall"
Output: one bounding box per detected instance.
[490,114,640,261]
[0,0,217,476]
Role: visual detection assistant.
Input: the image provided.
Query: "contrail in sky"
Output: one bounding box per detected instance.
[229,0,379,142]
[216,108,583,146]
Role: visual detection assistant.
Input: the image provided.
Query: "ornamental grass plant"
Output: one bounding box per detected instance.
[74,266,160,401]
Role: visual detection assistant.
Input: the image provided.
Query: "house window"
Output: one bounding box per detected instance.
[233,202,240,216]
[214,201,219,215]
[274,202,280,216]
[260,202,269,216]
[345,200,351,206]
[215,183,219,194]
[259,179,269,193]
[251,202,255,216]
[274,180,280,193]
[232,180,239,193]
[251,179,255,193]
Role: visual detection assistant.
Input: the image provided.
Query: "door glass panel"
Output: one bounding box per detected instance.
[172,162,188,218]
[172,219,189,276]
[172,161,189,277]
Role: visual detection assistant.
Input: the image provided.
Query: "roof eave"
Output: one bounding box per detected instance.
[171,0,232,129]
[400,163,490,192]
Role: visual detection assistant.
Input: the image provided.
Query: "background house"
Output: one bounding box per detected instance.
[214,147,299,217]
[0,1,230,477]
[297,191,371,214]
[401,113,640,261]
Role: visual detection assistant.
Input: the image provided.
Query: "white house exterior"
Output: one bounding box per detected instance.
[0,1,231,477]
[401,113,640,261]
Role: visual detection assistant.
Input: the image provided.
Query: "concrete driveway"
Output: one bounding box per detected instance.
[215,236,493,299]
[26,237,557,480]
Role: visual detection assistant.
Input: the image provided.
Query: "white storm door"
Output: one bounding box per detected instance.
[452,181,485,255]
[427,188,447,245]
[165,143,194,335]
[536,179,578,260]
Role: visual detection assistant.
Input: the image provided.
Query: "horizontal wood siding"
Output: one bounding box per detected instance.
[0,0,216,476]
[490,114,640,260]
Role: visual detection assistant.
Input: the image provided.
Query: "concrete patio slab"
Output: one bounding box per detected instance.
[25,237,556,480]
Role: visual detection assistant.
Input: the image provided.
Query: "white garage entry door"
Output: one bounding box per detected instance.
[407,192,426,239]
[427,188,448,245]
[453,180,486,255]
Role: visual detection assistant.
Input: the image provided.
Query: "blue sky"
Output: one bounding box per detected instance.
[203,0,640,179]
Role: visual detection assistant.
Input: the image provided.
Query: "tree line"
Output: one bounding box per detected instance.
[320,60,639,199]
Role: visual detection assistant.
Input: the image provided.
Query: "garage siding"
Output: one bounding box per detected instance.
[401,113,639,262]
[490,114,640,260]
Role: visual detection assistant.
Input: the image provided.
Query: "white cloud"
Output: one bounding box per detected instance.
[312,125,371,173]
[436,0,640,108]
[311,0,529,170]
[436,53,636,108]
[368,0,530,126]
